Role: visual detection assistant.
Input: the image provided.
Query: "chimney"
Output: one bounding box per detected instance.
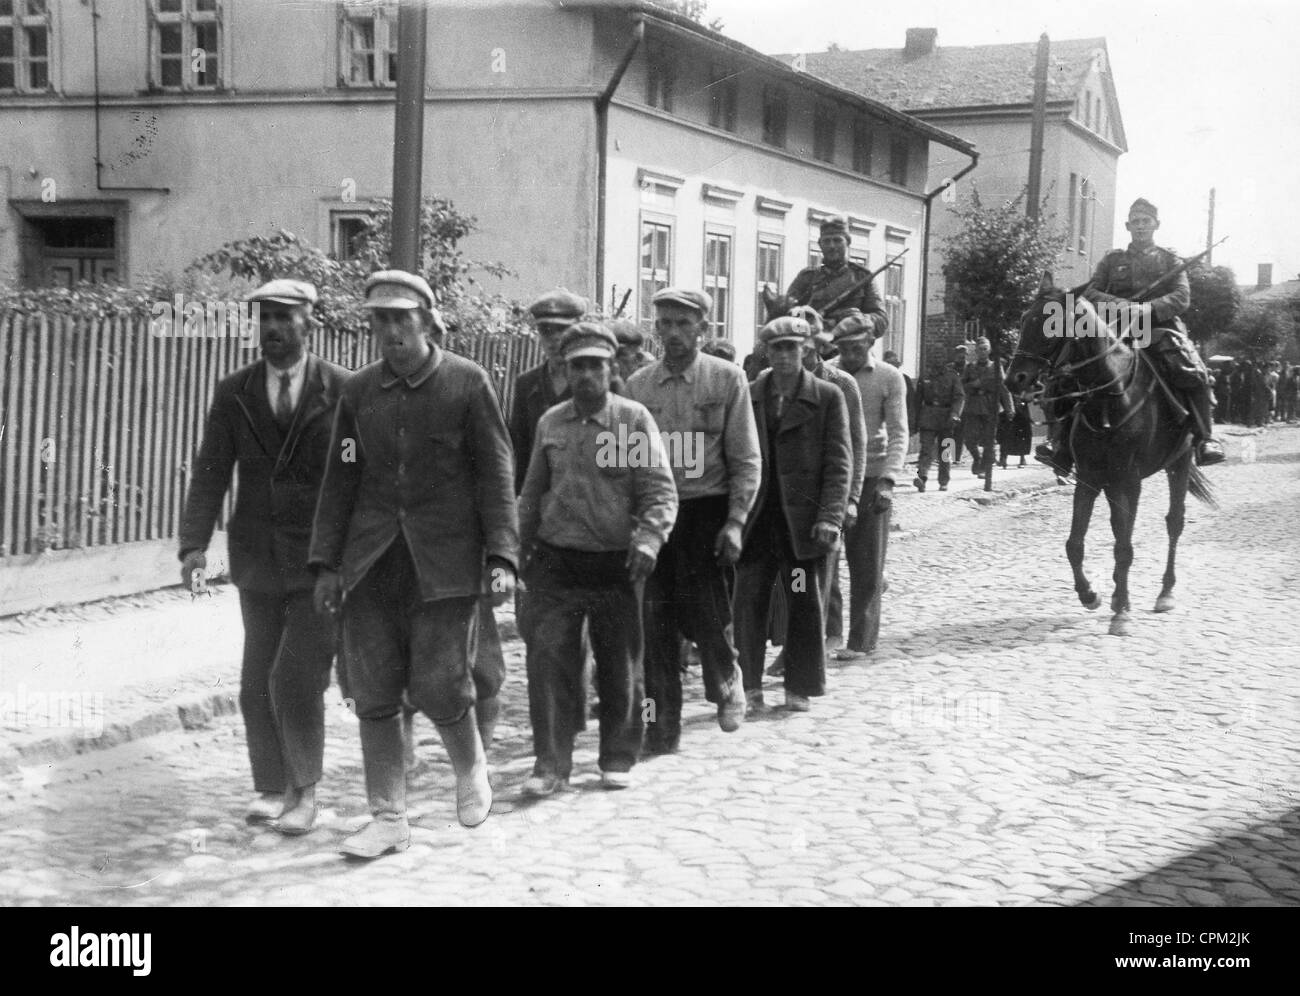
[1257,263,1273,289]
[904,28,938,60]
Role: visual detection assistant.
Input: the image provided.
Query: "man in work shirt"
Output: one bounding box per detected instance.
[518,323,677,795]
[626,287,761,753]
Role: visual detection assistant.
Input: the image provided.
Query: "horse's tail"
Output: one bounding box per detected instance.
[1188,464,1218,509]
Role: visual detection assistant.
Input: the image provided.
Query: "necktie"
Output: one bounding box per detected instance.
[277,372,293,426]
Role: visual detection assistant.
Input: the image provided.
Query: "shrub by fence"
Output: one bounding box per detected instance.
[0,313,543,559]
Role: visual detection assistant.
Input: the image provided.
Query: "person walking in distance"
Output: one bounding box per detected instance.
[912,354,964,492]
[829,312,907,658]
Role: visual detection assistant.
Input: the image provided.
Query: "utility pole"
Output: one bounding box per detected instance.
[390,0,429,274]
[1024,33,1050,220]
[1206,187,1216,265]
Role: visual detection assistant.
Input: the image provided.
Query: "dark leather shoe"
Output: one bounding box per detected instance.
[1034,442,1073,476]
[912,476,926,492]
[1197,439,1226,466]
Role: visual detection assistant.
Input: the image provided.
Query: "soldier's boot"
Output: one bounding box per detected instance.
[476,696,500,751]
[1187,383,1226,466]
[1034,417,1074,477]
[340,714,410,859]
[436,707,492,828]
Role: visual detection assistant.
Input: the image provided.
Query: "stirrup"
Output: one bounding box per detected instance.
[1196,439,1226,466]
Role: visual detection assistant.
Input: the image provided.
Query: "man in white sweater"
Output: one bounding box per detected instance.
[829,312,908,657]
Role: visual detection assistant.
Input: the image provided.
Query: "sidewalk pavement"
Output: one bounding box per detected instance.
[0,461,1064,774]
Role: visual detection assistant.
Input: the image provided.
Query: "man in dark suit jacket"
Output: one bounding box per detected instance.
[734,317,851,713]
[310,270,519,860]
[178,279,349,835]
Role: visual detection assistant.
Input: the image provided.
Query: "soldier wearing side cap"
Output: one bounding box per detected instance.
[785,217,888,331]
[1037,197,1226,474]
[309,270,519,859]
[626,287,761,752]
[179,279,350,836]
[518,323,678,796]
[735,317,852,712]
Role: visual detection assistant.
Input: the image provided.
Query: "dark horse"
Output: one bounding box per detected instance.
[1005,273,1216,637]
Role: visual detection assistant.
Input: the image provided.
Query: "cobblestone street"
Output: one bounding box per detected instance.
[2,426,1298,906]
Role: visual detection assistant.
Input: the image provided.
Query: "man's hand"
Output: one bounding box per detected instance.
[713,521,744,566]
[869,479,894,515]
[843,498,858,531]
[811,521,840,549]
[485,559,517,607]
[314,569,343,617]
[626,547,657,584]
[180,549,207,591]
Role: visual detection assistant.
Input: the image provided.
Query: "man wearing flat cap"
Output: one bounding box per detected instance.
[310,269,519,859]
[828,310,908,659]
[627,287,761,752]
[786,217,888,331]
[1039,197,1225,473]
[735,317,851,711]
[518,323,678,795]
[179,279,350,835]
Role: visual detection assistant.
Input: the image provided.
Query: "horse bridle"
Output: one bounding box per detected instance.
[1014,300,1136,406]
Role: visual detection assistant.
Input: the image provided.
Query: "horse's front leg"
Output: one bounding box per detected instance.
[1066,482,1102,609]
[1106,479,1142,636]
[1156,455,1191,613]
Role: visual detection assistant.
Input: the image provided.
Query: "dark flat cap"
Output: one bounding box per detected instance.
[831,312,876,343]
[652,287,712,315]
[607,319,643,347]
[560,321,617,360]
[528,289,587,325]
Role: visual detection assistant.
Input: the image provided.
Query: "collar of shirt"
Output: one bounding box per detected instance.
[654,352,700,386]
[380,342,442,389]
[265,353,308,395]
[558,397,613,428]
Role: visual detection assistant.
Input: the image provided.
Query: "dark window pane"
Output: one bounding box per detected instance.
[24,24,45,57]
[0,2,13,20]
[194,0,218,11]
[158,0,182,13]
[0,29,14,60]
[194,22,217,53]
[0,63,14,89]
[27,57,45,89]
[24,0,46,14]
[160,57,181,87]
[159,23,182,56]
[387,51,396,83]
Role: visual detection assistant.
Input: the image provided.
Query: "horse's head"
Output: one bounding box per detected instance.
[760,287,796,323]
[1005,271,1069,398]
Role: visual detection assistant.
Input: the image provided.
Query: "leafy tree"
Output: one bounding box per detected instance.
[1183,262,1241,348]
[1220,298,1293,362]
[656,0,724,32]
[941,187,1067,350]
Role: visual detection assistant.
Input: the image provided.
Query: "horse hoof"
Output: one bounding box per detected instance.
[1083,593,1102,611]
[1108,615,1130,637]
[1154,594,1176,613]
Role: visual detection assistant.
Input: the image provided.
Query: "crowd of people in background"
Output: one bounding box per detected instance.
[1213,359,1300,427]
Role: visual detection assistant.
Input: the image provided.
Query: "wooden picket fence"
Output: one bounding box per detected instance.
[0,313,543,559]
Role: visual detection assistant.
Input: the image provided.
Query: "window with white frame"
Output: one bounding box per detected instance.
[703,228,732,340]
[0,0,51,93]
[151,0,221,91]
[756,235,783,332]
[639,216,673,333]
[883,250,906,358]
[340,1,398,87]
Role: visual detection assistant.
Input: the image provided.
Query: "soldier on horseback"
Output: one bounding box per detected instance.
[785,218,888,333]
[1036,197,1226,475]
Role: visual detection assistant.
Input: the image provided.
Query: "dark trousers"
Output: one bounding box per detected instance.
[823,545,843,641]
[916,428,952,485]
[736,504,826,697]
[525,542,644,777]
[237,587,336,793]
[842,478,891,653]
[964,413,994,469]
[642,494,741,746]
[342,539,476,725]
